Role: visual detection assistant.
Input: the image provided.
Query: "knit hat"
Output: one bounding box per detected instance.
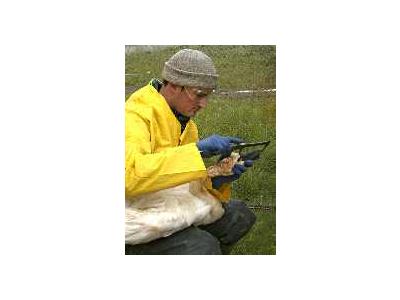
[162,49,218,89]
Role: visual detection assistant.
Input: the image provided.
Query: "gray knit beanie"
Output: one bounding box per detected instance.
[162,49,218,89]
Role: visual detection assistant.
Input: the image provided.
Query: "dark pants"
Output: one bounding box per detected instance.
[125,200,256,255]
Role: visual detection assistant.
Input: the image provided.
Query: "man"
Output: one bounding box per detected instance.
[125,48,256,254]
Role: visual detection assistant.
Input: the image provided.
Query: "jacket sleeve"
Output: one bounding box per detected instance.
[125,110,207,198]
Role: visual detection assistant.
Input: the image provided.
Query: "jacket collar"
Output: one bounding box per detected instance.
[150,78,190,133]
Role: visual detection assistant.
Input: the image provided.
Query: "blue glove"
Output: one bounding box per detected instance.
[197,135,243,158]
[211,160,254,189]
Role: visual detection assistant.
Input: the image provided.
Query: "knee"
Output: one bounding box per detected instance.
[230,200,256,227]
[221,200,256,244]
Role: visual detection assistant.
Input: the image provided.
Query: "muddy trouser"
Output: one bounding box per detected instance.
[125,200,256,255]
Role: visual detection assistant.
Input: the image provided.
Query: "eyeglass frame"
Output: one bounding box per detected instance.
[182,86,214,102]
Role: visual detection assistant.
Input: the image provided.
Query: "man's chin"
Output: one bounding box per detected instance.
[183,111,196,117]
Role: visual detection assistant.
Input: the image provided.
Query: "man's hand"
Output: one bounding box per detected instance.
[197,134,243,158]
[211,160,254,189]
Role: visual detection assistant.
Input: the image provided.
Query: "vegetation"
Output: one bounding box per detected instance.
[196,95,276,255]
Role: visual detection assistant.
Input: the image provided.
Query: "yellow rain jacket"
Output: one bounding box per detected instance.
[125,81,231,201]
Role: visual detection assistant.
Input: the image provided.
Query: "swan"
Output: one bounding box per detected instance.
[125,153,242,245]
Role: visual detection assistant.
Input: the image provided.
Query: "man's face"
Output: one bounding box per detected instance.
[174,86,213,117]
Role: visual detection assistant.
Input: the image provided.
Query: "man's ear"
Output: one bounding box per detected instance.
[168,83,183,95]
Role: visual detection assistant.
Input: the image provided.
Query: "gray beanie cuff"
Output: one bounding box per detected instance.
[162,62,218,89]
[161,49,218,89]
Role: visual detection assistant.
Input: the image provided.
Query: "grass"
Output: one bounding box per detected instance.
[194,95,276,255]
[125,45,276,254]
[195,95,276,205]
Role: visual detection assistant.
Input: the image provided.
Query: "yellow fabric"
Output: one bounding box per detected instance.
[125,83,231,201]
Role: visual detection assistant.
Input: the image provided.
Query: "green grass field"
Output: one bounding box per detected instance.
[126,45,276,254]
[195,95,276,255]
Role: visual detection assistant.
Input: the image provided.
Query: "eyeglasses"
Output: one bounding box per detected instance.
[183,87,213,101]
